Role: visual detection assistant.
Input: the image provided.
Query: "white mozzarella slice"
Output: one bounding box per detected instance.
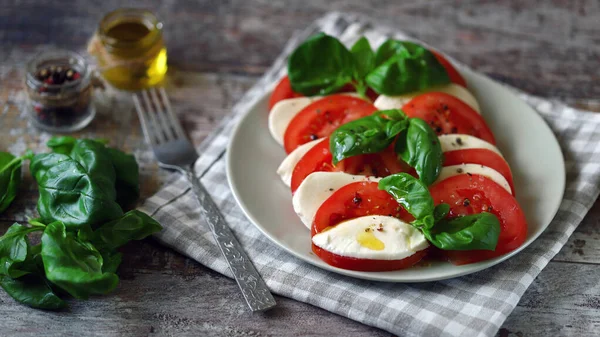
[312,215,429,260]
[268,97,317,146]
[268,93,364,145]
[373,83,480,113]
[438,134,503,157]
[292,172,379,229]
[435,164,512,194]
[277,138,325,187]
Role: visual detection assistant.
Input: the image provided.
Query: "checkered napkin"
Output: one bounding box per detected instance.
[139,12,600,337]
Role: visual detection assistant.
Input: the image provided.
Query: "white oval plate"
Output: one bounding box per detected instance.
[226,69,565,282]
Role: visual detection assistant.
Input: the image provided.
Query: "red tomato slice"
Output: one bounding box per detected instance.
[312,244,428,272]
[312,181,412,235]
[311,181,423,271]
[268,76,303,111]
[283,95,377,153]
[443,148,515,195]
[431,50,467,87]
[290,139,408,193]
[402,92,496,144]
[429,174,527,265]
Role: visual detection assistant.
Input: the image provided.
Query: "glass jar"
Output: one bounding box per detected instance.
[92,8,167,91]
[25,50,95,133]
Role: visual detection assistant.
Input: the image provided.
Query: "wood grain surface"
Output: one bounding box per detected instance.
[1,1,599,336]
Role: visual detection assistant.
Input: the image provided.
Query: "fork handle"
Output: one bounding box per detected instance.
[184,169,277,312]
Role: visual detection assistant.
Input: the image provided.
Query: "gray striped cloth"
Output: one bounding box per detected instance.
[139,12,600,337]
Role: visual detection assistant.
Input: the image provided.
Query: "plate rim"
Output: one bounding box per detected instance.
[225,69,566,283]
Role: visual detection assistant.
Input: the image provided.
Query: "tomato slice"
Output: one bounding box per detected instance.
[283,95,378,153]
[312,244,428,272]
[312,181,412,235]
[431,50,467,87]
[268,76,303,111]
[402,92,496,144]
[429,174,527,265]
[290,138,408,193]
[443,148,515,195]
[311,181,422,271]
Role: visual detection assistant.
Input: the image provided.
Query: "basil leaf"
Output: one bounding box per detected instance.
[106,148,140,208]
[41,221,119,299]
[288,33,355,95]
[47,136,77,155]
[30,153,124,229]
[0,274,66,310]
[424,212,500,251]
[0,223,43,278]
[329,111,408,164]
[433,203,450,222]
[395,118,443,186]
[0,152,24,215]
[350,37,375,95]
[378,173,434,221]
[100,251,122,274]
[90,210,162,251]
[366,40,450,95]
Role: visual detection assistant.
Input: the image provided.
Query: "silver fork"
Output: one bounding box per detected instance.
[133,87,276,312]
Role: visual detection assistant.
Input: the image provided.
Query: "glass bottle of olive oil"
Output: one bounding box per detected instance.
[92,8,167,90]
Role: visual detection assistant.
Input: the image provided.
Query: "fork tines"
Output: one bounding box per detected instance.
[133,87,186,145]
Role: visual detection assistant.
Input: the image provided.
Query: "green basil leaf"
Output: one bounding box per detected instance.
[100,251,122,274]
[329,112,408,164]
[30,153,123,229]
[68,140,118,202]
[433,203,450,222]
[0,223,43,278]
[47,136,77,155]
[288,33,355,95]
[41,221,119,299]
[0,274,66,310]
[106,148,140,209]
[366,40,450,95]
[424,212,501,251]
[378,173,434,221]
[0,152,23,214]
[350,37,375,84]
[90,210,162,251]
[395,118,443,186]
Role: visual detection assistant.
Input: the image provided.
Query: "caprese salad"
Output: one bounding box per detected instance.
[267,33,527,271]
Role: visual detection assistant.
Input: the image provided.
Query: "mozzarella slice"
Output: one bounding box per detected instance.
[373,83,480,113]
[268,93,364,145]
[292,172,379,229]
[277,138,324,187]
[312,215,429,260]
[435,164,512,194]
[438,134,503,157]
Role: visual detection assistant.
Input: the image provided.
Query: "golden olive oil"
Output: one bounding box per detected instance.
[94,9,167,90]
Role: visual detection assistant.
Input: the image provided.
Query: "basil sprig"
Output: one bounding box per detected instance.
[0,137,162,310]
[287,33,451,97]
[379,173,501,251]
[329,109,443,185]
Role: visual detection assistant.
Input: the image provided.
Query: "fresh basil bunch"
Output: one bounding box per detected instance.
[0,137,162,310]
[287,33,450,97]
[0,151,33,215]
[30,137,142,229]
[379,173,501,251]
[329,109,443,185]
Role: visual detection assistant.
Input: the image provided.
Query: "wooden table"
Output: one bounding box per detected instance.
[1,1,599,336]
